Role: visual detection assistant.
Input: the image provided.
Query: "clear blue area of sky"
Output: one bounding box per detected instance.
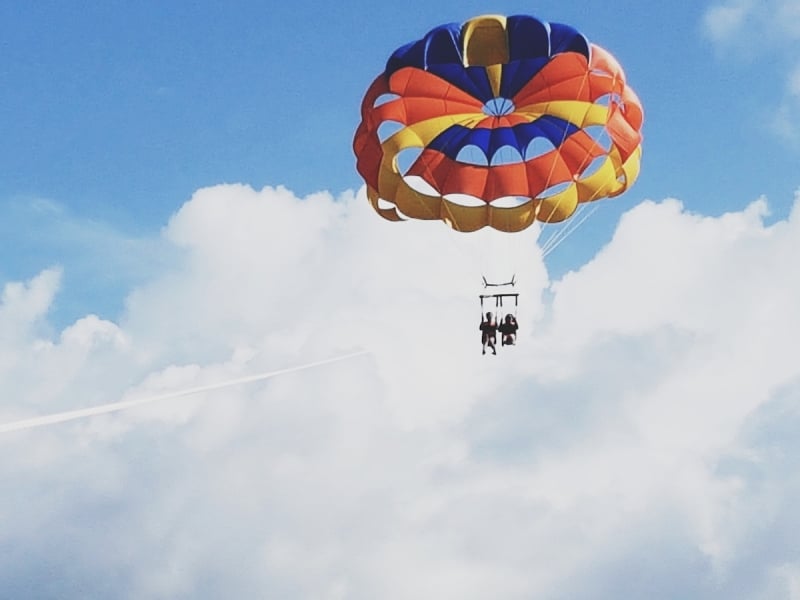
[2,0,798,325]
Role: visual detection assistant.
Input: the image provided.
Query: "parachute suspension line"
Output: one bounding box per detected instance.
[533,69,593,259]
[501,204,516,291]
[539,204,581,256]
[537,67,592,226]
[540,169,607,258]
[540,158,613,257]
[539,130,610,257]
[540,203,588,256]
[541,202,600,258]
[538,87,618,258]
[405,171,476,274]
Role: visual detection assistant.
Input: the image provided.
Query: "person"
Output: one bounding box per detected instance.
[499,314,518,346]
[480,311,498,355]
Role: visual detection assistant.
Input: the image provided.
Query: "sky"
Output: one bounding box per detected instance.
[1,0,800,598]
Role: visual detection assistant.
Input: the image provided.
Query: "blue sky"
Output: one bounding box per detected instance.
[2,0,799,324]
[2,2,800,598]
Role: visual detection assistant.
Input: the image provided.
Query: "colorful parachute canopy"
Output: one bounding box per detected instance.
[353,14,643,232]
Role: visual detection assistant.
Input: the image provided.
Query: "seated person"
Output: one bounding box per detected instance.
[480,312,498,355]
[499,314,518,346]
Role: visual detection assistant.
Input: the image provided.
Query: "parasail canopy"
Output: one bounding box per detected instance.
[353,14,643,232]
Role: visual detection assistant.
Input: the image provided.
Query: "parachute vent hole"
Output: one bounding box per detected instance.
[490,145,524,166]
[491,196,530,208]
[539,181,573,199]
[578,155,608,179]
[373,93,400,108]
[482,97,516,117]
[583,125,612,152]
[455,145,489,166]
[378,120,404,143]
[595,92,622,108]
[444,193,487,207]
[403,175,440,197]
[377,197,396,210]
[395,147,423,175]
[524,137,556,160]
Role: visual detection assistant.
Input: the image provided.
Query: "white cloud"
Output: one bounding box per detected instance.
[0,267,61,340]
[704,0,800,42]
[1,184,800,598]
[704,0,800,140]
[704,0,755,42]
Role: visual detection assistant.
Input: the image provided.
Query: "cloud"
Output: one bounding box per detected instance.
[704,0,755,42]
[1,184,800,598]
[771,62,800,142]
[0,196,174,327]
[704,0,800,43]
[704,0,800,140]
[0,267,61,341]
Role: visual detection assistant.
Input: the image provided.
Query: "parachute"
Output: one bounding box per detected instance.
[353,14,643,233]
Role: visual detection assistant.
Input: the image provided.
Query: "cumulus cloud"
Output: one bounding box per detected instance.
[0,196,173,327]
[1,184,799,598]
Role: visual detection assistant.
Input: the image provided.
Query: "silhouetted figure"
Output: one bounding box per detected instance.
[499,314,518,346]
[480,312,498,355]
